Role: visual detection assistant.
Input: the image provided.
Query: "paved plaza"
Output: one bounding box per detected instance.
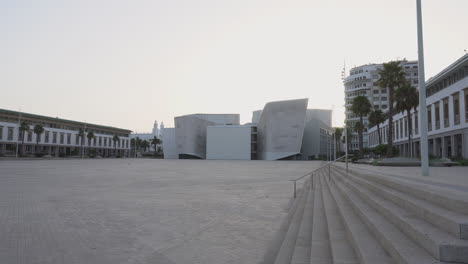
[0,159,322,264]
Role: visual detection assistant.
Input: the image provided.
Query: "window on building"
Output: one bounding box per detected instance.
[104,138,107,146]
[53,132,57,143]
[60,133,64,144]
[8,127,14,141]
[465,89,468,122]
[435,103,440,129]
[381,88,387,94]
[373,90,379,94]
[0,126,3,140]
[443,98,449,127]
[382,105,388,109]
[427,106,432,130]
[381,97,387,101]
[45,131,49,143]
[27,130,32,142]
[453,93,460,125]
[67,133,71,144]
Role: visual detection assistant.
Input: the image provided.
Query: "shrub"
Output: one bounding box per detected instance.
[34,152,46,157]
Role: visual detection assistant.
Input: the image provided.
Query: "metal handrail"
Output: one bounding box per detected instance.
[289,154,350,198]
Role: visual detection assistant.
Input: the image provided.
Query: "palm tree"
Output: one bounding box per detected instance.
[368,109,385,145]
[78,128,85,157]
[151,136,161,155]
[395,82,419,157]
[344,121,353,155]
[378,61,407,157]
[351,96,372,156]
[141,140,149,152]
[86,131,95,156]
[18,121,30,156]
[334,127,343,156]
[112,135,119,155]
[33,124,45,152]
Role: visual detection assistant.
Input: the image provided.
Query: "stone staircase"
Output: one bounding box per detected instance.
[268,165,468,264]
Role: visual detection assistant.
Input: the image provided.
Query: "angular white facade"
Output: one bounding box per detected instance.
[161,128,177,159]
[301,110,334,160]
[206,125,253,160]
[175,114,240,159]
[257,98,308,160]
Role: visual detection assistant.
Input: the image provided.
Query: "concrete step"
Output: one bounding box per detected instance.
[334,166,468,240]
[321,170,359,264]
[291,175,314,264]
[334,164,468,215]
[325,172,393,264]
[331,173,442,264]
[309,171,333,264]
[333,168,468,263]
[264,177,310,264]
[274,178,311,264]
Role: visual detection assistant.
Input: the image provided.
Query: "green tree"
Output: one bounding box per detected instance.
[378,61,407,157]
[86,131,95,156]
[151,136,162,155]
[18,121,30,156]
[141,140,149,152]
[351,96,372,156]
[33,124,45,152]
[368,109,385,146]
[395,82,419,157]
[334,127,343,156]
[343,121,353,154]
[78,128,85,157]
[113,135,120,155]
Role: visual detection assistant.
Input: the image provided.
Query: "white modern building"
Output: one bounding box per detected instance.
[301,109,334,160]
[344,60,419,151]
[206,125,256,160]
[368,54,468,159]
[161,99,335,160]
[0,109,132,157]
[161,127,177,159]
[175,114,240,159]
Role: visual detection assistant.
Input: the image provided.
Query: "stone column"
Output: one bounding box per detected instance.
[460,90,467,124]
[439,100,444,129]
[441,137,447,158]
[451,135,456,158]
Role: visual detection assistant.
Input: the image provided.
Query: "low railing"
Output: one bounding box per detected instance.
[289,154,349,198]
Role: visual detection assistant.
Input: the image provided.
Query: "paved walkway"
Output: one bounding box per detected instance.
[0,159,321,264]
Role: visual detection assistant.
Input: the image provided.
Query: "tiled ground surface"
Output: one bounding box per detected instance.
[0,159,322,264]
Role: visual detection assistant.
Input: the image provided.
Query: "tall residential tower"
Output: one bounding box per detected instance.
[344,60,419,151]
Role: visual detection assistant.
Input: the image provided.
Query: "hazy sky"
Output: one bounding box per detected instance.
[2,0,467,132]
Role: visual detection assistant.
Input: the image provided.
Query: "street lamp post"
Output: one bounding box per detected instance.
[416,0,429,176]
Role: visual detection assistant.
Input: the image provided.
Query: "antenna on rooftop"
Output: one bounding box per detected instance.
[341,59,347,81]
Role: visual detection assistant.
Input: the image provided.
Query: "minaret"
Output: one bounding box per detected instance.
[152,121,159,137]
[159,122,165,138]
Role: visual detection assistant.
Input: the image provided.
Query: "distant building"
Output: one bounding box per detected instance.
[174,114,240,159]
[161,127,177,159]
[344,60,419,151]
[206,125,256,160]
[0,109,131,157]
[163,99,334,160]
[368,54,468,158]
